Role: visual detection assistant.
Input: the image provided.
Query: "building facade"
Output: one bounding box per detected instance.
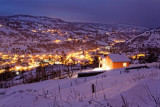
[100,54,130,70]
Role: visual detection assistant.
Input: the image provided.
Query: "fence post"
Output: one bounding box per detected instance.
[92,84,95,93]
[91,84,95,99]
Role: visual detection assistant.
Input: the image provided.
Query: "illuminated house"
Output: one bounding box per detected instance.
[100,54,130,70]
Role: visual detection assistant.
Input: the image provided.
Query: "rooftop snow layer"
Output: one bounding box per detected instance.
[108,54,130,62]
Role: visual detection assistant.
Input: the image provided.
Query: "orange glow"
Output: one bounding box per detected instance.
[80,55,84,58]
[67,38,73,41]
[137,54,145,57]
[54,40,62,43]
[15,66,22,71]
[113,40,125,43]
[0,46,111,73]
[31,30,37,33]
[0,69,5,74]
[132,53,146,59]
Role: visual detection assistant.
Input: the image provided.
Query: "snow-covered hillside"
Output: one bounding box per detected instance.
[0,15,147,55]
[0,64,160,107]
[126,28,160,48]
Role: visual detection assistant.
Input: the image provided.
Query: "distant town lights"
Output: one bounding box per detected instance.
[0,48,105,73]
[54,40,62,43]
[80,55,84,58]
[15,66,22,71]
[16,71,20,75]
[113,40,125,43]
[31,30,37,33]
[67,38,72,41]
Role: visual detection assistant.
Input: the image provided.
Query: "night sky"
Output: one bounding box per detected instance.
[0,0,160,28]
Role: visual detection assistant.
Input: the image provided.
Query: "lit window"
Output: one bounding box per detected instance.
[123,63,127,67]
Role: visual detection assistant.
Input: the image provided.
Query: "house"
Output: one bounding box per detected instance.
[100,54,130,70]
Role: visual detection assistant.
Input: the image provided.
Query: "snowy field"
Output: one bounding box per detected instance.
[0,64,160,107]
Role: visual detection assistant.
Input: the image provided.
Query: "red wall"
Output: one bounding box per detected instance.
[105,56,130,69]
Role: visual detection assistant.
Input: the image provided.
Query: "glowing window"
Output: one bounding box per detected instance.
[123,63,127,67]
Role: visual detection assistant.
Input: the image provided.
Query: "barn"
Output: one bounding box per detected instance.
[100,54,130,70]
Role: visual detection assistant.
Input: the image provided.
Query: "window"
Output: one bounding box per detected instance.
[123,63,127,67]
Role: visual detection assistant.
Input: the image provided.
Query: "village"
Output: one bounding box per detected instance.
[1,0,160,106]
[0,43,150,88]
[0,45,147,73]
[0,47,160,106]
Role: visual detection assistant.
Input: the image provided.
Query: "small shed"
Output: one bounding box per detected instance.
[100,54,130,70]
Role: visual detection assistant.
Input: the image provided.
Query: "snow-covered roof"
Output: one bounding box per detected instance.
[108,54,130,62]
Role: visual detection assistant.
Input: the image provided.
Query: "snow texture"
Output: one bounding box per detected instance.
[108,54,131,62]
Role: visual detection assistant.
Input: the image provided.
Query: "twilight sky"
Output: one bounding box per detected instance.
[0,0,160,28]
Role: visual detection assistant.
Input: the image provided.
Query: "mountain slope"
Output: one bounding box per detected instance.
[126,28,160,48]
[0,15,147,55]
